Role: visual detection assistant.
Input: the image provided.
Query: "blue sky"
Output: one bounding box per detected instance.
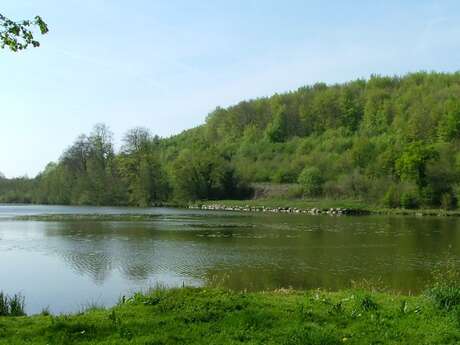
[1,0,460,177]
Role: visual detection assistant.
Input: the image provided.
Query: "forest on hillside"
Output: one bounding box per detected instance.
[2,72,460,209]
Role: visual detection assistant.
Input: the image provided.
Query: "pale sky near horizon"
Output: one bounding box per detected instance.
[1,0,460,178]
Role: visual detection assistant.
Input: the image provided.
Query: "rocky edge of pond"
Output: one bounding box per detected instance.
[190,204,370,216]
[189,203,460,217]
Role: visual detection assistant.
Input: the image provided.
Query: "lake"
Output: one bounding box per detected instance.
[0,204,459,314]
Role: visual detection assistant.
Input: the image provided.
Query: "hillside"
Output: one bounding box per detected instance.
[2,71,460,209]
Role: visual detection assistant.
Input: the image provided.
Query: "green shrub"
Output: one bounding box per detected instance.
[427,254,460,310]
[429,285,460,311]
[382,185,400,208]
[441,192,457,210]
[359,295,379,312]
[337,171,370,199]
[298,167,324,197]
[400,191,420,209]
[272,169,297,183]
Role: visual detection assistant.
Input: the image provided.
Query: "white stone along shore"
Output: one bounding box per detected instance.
[189,204,370,216]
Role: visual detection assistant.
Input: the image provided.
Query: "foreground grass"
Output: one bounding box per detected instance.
[1,288,459,345]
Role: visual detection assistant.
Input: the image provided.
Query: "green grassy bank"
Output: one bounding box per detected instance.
[1,287,459,345]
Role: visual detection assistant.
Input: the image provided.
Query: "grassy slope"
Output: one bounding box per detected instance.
[0,288,459,345]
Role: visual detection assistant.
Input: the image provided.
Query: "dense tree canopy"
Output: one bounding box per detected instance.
[2,72,460,209]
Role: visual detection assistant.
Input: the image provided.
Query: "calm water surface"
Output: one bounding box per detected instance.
[0,204,459,314]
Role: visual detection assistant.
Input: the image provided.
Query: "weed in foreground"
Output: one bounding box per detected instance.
[0,292,25,316]
[427,251,460,311]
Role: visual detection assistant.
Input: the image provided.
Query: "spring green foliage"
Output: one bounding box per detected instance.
[117,128,169,206]
[395,142,438,188]
[0,13,48,51]
[265,104,288,142]
[0,287,459,344]
[438,99,460,141]
[297,167,324,196]
[3,72,460,208]
[0,176,35,203]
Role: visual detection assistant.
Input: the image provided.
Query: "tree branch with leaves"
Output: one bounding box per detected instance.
[0,13,48,52]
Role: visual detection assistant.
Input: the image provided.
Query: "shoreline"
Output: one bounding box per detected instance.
[190,203,370,216]
[191,200,460,217]
[2,200,460,219]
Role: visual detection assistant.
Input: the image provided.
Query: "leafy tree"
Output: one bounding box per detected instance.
[0,13,48,51]
[121,127,153,154]
[171,149,248,201]
[118,128,169,206]
[351,138,375,170]
[395,142,438,189]
[438,99,460,141]
[339,81,365,131]
[400,190,419,209]
[265,105,288,143]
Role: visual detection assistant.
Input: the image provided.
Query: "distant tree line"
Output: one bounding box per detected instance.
[2,72,460,209]
[0,124,250,206]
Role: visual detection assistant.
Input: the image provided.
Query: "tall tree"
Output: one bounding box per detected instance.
[118,127,169,206]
